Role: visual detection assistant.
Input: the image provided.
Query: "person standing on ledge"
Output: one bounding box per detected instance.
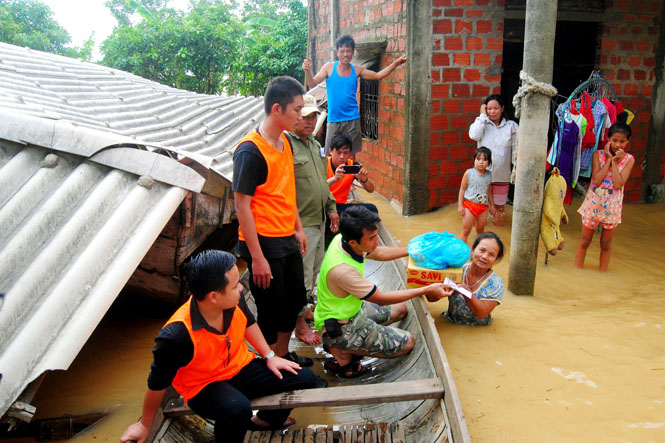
[302,34,406,155]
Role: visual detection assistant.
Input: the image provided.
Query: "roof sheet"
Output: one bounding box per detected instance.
[0,43,265,417]
[0,42,266,183]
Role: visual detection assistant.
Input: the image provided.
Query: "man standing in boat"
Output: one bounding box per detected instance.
[232,76,312,367]
[314,206,452,378]
[288,94,339,346]
[120,250,316,443]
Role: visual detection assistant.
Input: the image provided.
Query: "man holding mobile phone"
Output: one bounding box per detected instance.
[327,133,376,202]
[325,133,378,247]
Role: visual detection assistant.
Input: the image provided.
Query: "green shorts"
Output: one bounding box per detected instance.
[322,302,410,356]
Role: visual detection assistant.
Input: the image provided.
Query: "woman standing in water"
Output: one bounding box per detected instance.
[442,232,504,326]
[468,95,518,226]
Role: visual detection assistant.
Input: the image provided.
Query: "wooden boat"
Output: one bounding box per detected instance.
[140,222,471,442]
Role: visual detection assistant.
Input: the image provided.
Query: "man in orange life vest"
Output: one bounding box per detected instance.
[232,76,312,367]
[325,132,378,246]
[120,250,316,443]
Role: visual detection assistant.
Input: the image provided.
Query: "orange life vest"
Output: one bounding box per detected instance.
[166,297,255,403]
[327,158,354,204]
[235,129,297,240]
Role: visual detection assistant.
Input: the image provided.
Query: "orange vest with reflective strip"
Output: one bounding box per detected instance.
[236,129,297,240]
[165,297,255,403]
[327,158,354,204]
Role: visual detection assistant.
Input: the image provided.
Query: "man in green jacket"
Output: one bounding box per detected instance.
[289,94,339,345]
[314,206,452,378]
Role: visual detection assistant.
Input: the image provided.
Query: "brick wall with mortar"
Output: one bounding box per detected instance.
[311,0,663,211]
[598,0,663,203]
[429,0,505,209]
[311,0,408,206]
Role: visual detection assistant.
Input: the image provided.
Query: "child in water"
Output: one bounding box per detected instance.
[458,147,494,243]
[575,122,635,272]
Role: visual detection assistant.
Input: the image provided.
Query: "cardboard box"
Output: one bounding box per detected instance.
[406,256,463,288]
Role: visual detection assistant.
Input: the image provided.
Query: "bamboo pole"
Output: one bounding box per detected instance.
[508,0,558,295]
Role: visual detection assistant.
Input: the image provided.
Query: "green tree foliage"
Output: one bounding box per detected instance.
[100,0,307,96]
[0,0,94,61]
[224,0,307,96]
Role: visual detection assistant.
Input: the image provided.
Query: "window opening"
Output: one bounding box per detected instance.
[360,65,379,141]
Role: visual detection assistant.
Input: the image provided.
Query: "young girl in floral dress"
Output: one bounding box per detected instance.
[575,123,635,272]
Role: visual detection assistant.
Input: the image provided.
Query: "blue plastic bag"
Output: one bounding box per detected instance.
[408,231,470,269]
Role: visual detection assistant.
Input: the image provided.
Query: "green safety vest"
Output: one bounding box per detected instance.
[314,234,365,331]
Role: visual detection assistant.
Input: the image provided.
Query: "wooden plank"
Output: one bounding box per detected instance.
[378,422,390,443]
[304,427,315,443]
[391,421,405,443]
[260,430,273,443]
[282,429,294,443]
[163,379,442,416]
[314,427,326,443]
[410,296,471,443]
[291,429,303,443]
[139,236,177,275]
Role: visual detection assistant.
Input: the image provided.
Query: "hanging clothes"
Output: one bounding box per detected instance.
[580,99,609,177]
[578,93,596,150]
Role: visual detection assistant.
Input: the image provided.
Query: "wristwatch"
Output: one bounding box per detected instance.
[263,350,275,361]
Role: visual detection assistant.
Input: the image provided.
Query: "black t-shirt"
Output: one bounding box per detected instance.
[232,132,299,259]
[147,294,256,391]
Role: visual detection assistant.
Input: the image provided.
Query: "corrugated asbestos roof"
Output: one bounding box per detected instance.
[0,42,265,418]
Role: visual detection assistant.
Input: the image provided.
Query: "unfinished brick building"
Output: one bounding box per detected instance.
[306,0,665,215]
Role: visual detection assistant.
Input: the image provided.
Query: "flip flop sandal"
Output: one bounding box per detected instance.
[323,359,367,379]
[248,416,296,431]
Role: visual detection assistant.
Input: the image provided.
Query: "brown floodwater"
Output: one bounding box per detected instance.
[19,192,665,442]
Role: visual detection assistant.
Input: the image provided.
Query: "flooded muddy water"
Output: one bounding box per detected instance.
[22,192,665,442]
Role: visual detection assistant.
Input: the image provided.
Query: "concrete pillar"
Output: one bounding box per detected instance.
[508,0,558,295]
[402,0,433,216]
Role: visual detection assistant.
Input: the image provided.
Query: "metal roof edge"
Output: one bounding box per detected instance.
[0,109,229,196]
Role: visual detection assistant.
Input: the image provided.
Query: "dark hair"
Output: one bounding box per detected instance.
[608,122,631,139]
[483,94,510,122]
[264,76,305,115]
[472,232,504,260]
[335,34,355,51]
[182,250,237,301]
[474,146,492,167]
[339,205,381,243]
[330,132,353,151]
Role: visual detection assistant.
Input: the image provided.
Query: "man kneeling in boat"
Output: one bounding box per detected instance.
[120,250,316,443]
[313,206,452,378]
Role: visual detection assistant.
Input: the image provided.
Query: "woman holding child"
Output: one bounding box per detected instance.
[442,232,505,326]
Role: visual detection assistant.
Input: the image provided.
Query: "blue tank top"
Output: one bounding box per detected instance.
[326,61,360,122]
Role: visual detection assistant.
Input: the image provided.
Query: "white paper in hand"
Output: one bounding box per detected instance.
[443,278,473,299]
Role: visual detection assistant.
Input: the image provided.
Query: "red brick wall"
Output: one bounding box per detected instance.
[429,0,505,209]
[599,0,663,202]
[311,0,407,206]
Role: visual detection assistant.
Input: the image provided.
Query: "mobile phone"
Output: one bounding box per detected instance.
[342,164,361,174]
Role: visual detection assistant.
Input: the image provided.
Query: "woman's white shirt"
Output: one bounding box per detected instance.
[468,114,518,183]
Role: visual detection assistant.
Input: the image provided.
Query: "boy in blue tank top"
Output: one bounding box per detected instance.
[303,35,406,155]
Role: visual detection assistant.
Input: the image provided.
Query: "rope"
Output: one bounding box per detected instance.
[512,70,558,118]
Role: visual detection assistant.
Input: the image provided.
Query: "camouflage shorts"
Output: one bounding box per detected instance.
[322,302,411,356]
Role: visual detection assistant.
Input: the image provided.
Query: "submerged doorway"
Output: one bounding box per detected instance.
[501,19,601,125]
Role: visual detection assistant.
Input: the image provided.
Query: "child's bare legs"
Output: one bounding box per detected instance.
[599,227,616,272]
[493,205,505,226]
[575,227,595,268]
[476,209,489,235]
[460,209,476,243]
